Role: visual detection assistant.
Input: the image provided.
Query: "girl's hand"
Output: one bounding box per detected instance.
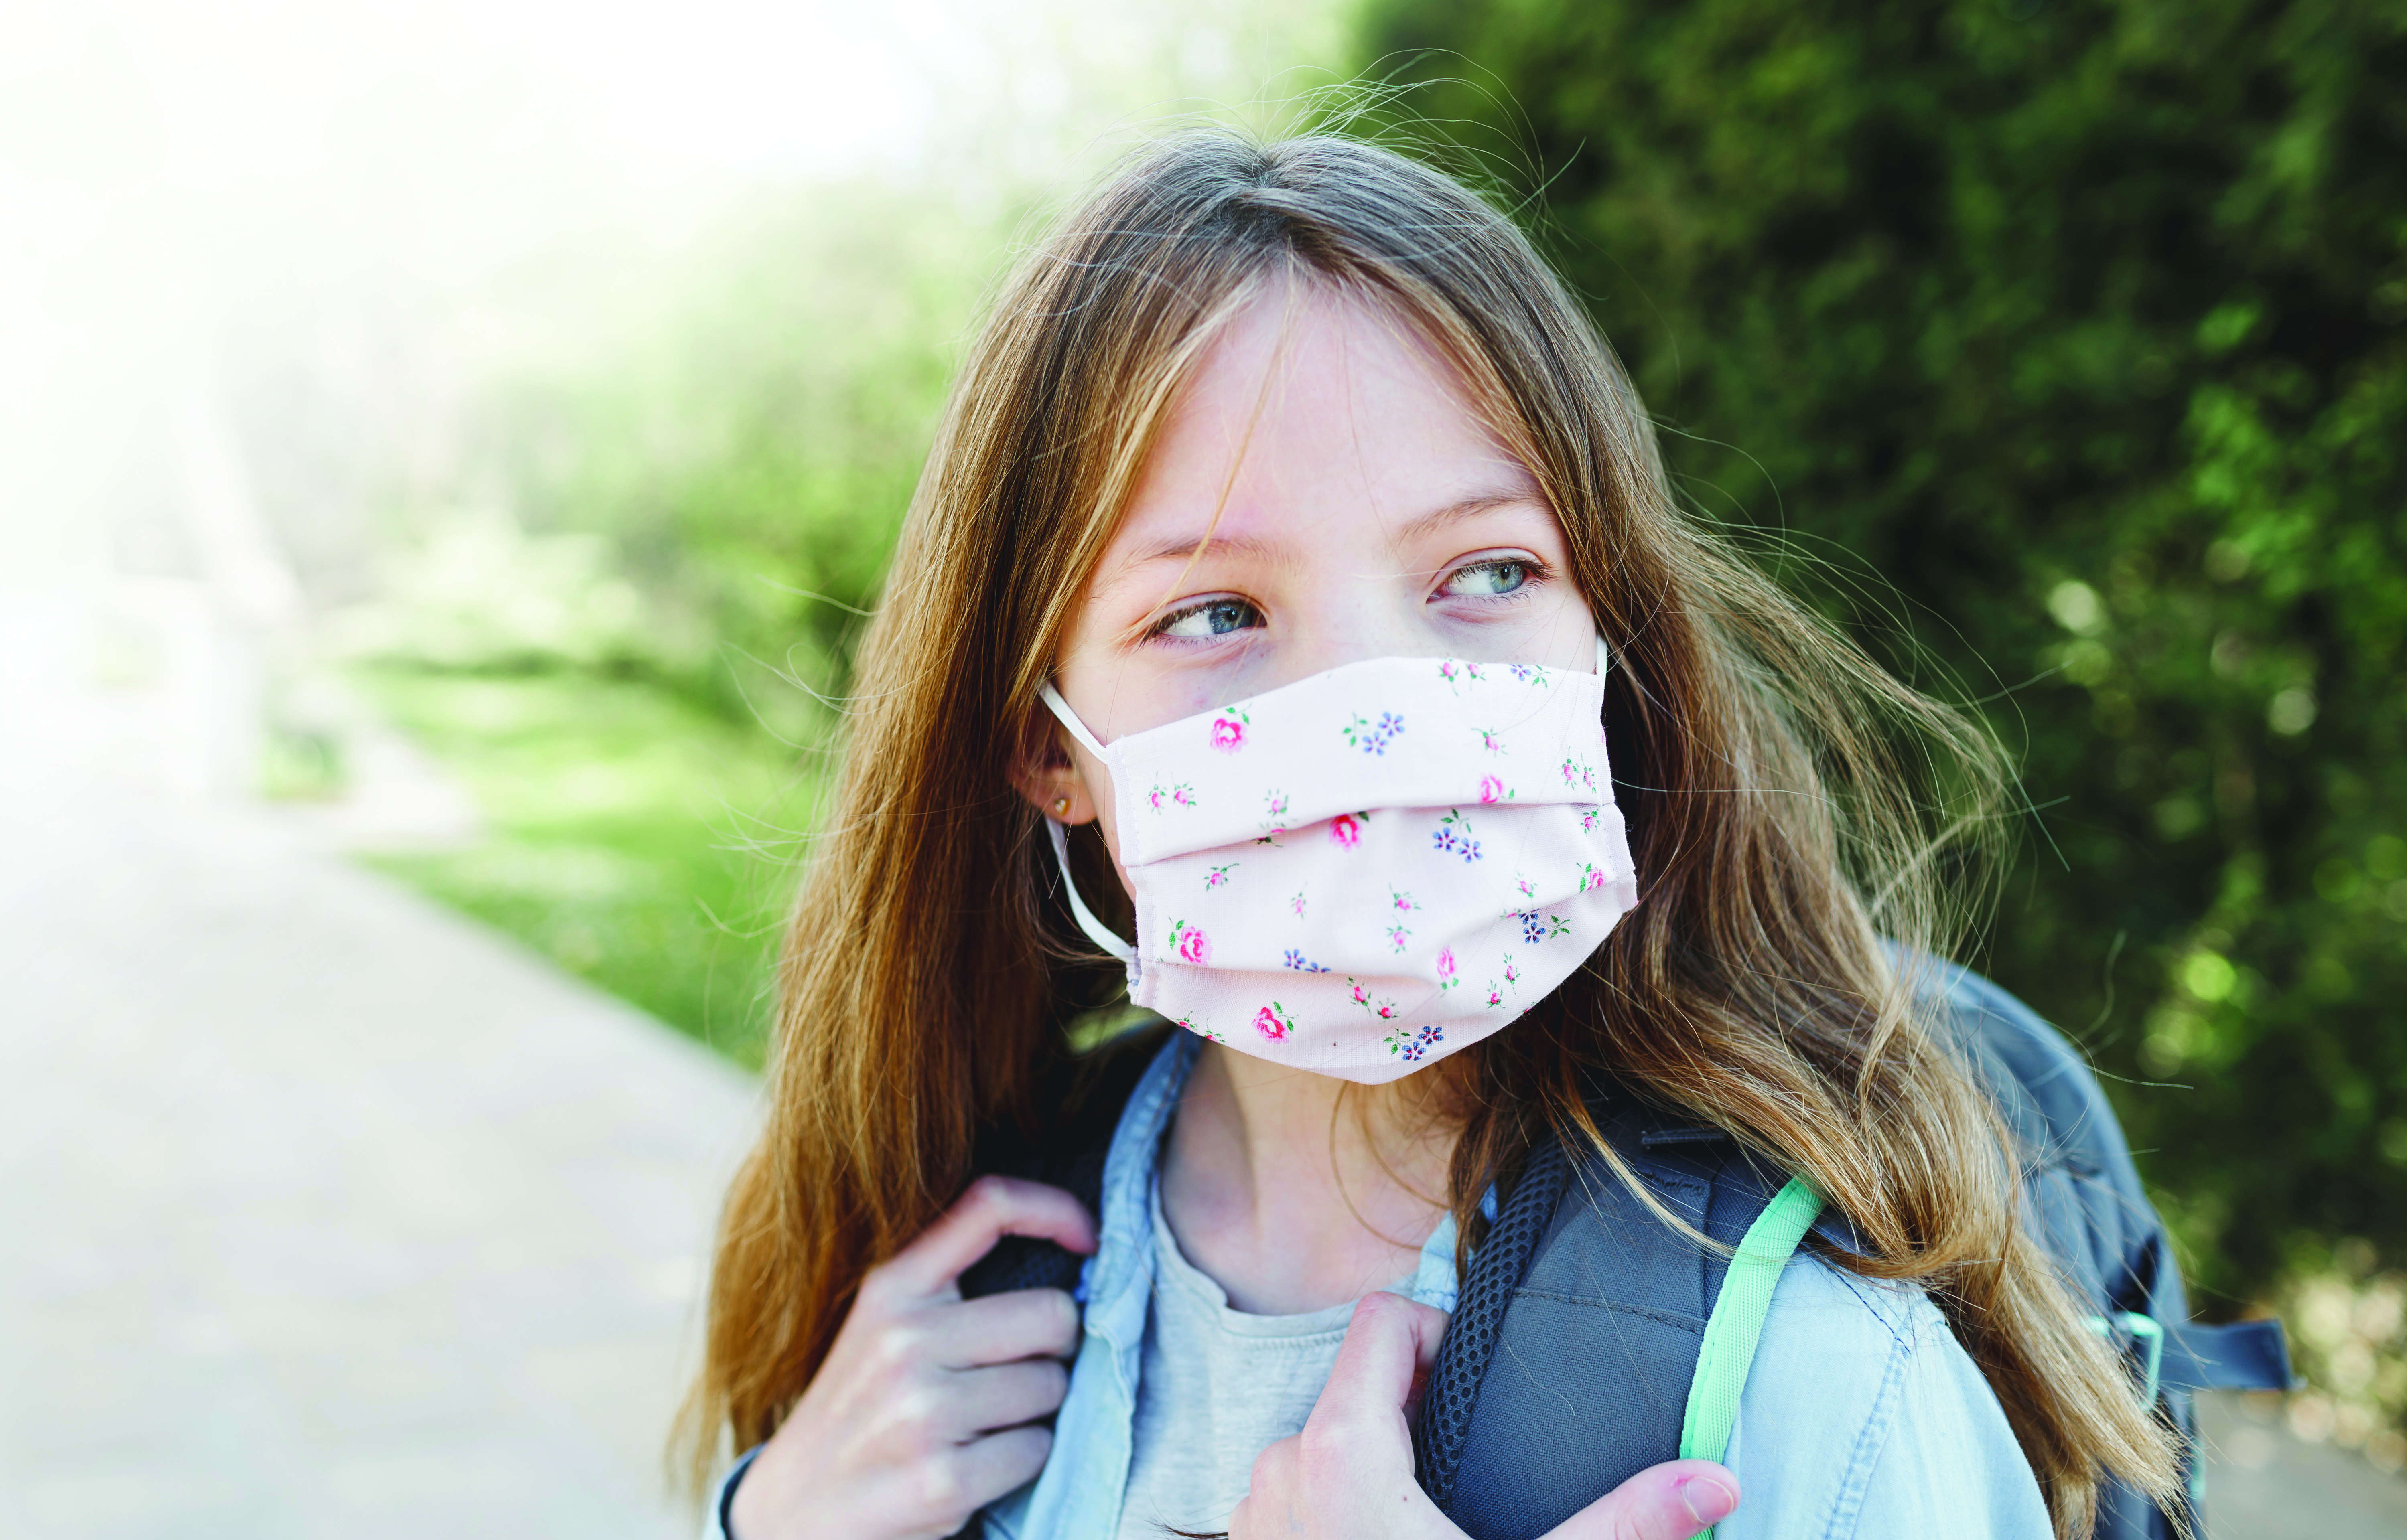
[727,1176,1096,1540]
[1230,1292,1741,1540]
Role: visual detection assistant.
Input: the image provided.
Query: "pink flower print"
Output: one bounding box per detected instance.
[1151,782,1195,812]
[1478,775,1506,805]
[1436,946,1458,991]
[1260,789,1291,836]
[1210,708,1249,752]
[1503,956,1521,986]
[1177,1015,1226,1044]
[1579,808,1602,834]
[1170,920,1211,965]
[1346,978,1398,1019]
[1438,659,1460,687]
[1291,890,1308,917]
[1204,863,1236,890]
[1578,861,1608,893]
[1484,985,1505,1009]
[1516,875,1535,899]
[1390,887,1417,914]
[1560,757,1598,792]
[1480,729,1506,755]
[1254,1003,1293,1041]
[1329,813,1362,849]
[1385,924,1413,954]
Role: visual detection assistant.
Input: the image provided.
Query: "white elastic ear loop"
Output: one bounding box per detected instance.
[1038,683,1108,758]
[1045,817,1135,963]
[1595,636,1611,675]
[1035,683,1132,962]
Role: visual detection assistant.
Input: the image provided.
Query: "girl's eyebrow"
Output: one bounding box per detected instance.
[1122,530,1290,568]
[1122,488,1545,571]
[1394,489,1550,543]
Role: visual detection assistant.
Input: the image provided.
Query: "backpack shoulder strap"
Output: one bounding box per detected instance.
[959,1022,1169,1299]
[1417,1101,1804,1537]
[1410,1134,1575,1503]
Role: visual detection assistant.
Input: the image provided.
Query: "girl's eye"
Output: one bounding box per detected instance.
[1155,597,1262,639]
[1441,559,1532,599]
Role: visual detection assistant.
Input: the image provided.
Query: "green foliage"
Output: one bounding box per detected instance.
[1356,0,2407,1305]
[355,667,818,1069]
[463,184,992,729]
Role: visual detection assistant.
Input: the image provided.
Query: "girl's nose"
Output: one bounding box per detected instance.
[1269,591,1423,690]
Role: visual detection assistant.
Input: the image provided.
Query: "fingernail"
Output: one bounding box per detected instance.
[1676,1475,1738,1527]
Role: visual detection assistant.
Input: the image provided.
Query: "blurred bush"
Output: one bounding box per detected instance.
[453,187,986,734]
[1356,0,2406,1333]
[313,186,988,1061]
[2273,1238,2407,1470]
[331,519,658,675]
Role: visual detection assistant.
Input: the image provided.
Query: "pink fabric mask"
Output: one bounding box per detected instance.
[1040,641,1639,1083]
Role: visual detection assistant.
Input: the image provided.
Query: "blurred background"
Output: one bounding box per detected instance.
[0,0,2399,1535]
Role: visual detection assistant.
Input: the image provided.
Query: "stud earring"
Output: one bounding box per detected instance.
[1051,796,1071,818]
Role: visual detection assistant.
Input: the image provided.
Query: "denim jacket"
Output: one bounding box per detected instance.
[716,1032,2050,1540]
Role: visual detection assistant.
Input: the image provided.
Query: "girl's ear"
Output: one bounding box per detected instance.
[1009,715,1100,825]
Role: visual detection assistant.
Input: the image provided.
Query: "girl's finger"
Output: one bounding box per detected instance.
[1540,1460,1739,1540]
[946,1357,1074,1435]
[878,1176,1098,1302]
[947,1423,1055,1510]
[926,1286,1083,1368]
[1305,1291,1450,1442]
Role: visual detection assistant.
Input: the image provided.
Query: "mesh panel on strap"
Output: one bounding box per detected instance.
[1411,1135,1573,1513]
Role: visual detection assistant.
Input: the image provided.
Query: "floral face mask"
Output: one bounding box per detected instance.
[1040,640,1639,1083]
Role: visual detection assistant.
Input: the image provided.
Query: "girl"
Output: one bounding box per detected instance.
[683,131,2182,1540]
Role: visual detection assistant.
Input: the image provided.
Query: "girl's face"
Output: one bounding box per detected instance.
[1025,286,1597,873]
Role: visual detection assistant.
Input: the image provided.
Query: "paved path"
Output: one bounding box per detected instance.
[2198,1393,2407,1538]
[0,773,758,1538]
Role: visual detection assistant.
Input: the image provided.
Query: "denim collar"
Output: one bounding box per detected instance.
[989,1029,1462,1540]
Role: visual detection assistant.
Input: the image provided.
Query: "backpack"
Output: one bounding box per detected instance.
[962,960,2291,1539]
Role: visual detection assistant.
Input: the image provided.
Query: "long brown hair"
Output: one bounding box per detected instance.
[681,128,2181,1536]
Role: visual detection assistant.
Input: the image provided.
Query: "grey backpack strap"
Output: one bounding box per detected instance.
[1413,1106,1805,1539]
[1411,1135,1572,1510]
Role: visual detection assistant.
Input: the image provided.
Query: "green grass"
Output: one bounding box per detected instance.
[353,667,817,1069]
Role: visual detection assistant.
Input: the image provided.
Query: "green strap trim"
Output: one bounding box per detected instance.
[2087,1311,2165,1406]
[1678,1177,1825,1538]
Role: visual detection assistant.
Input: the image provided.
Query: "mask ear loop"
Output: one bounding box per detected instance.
[1595,636,1611,675]
[1044,817,1136,965]
[1037,684,1137,966]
